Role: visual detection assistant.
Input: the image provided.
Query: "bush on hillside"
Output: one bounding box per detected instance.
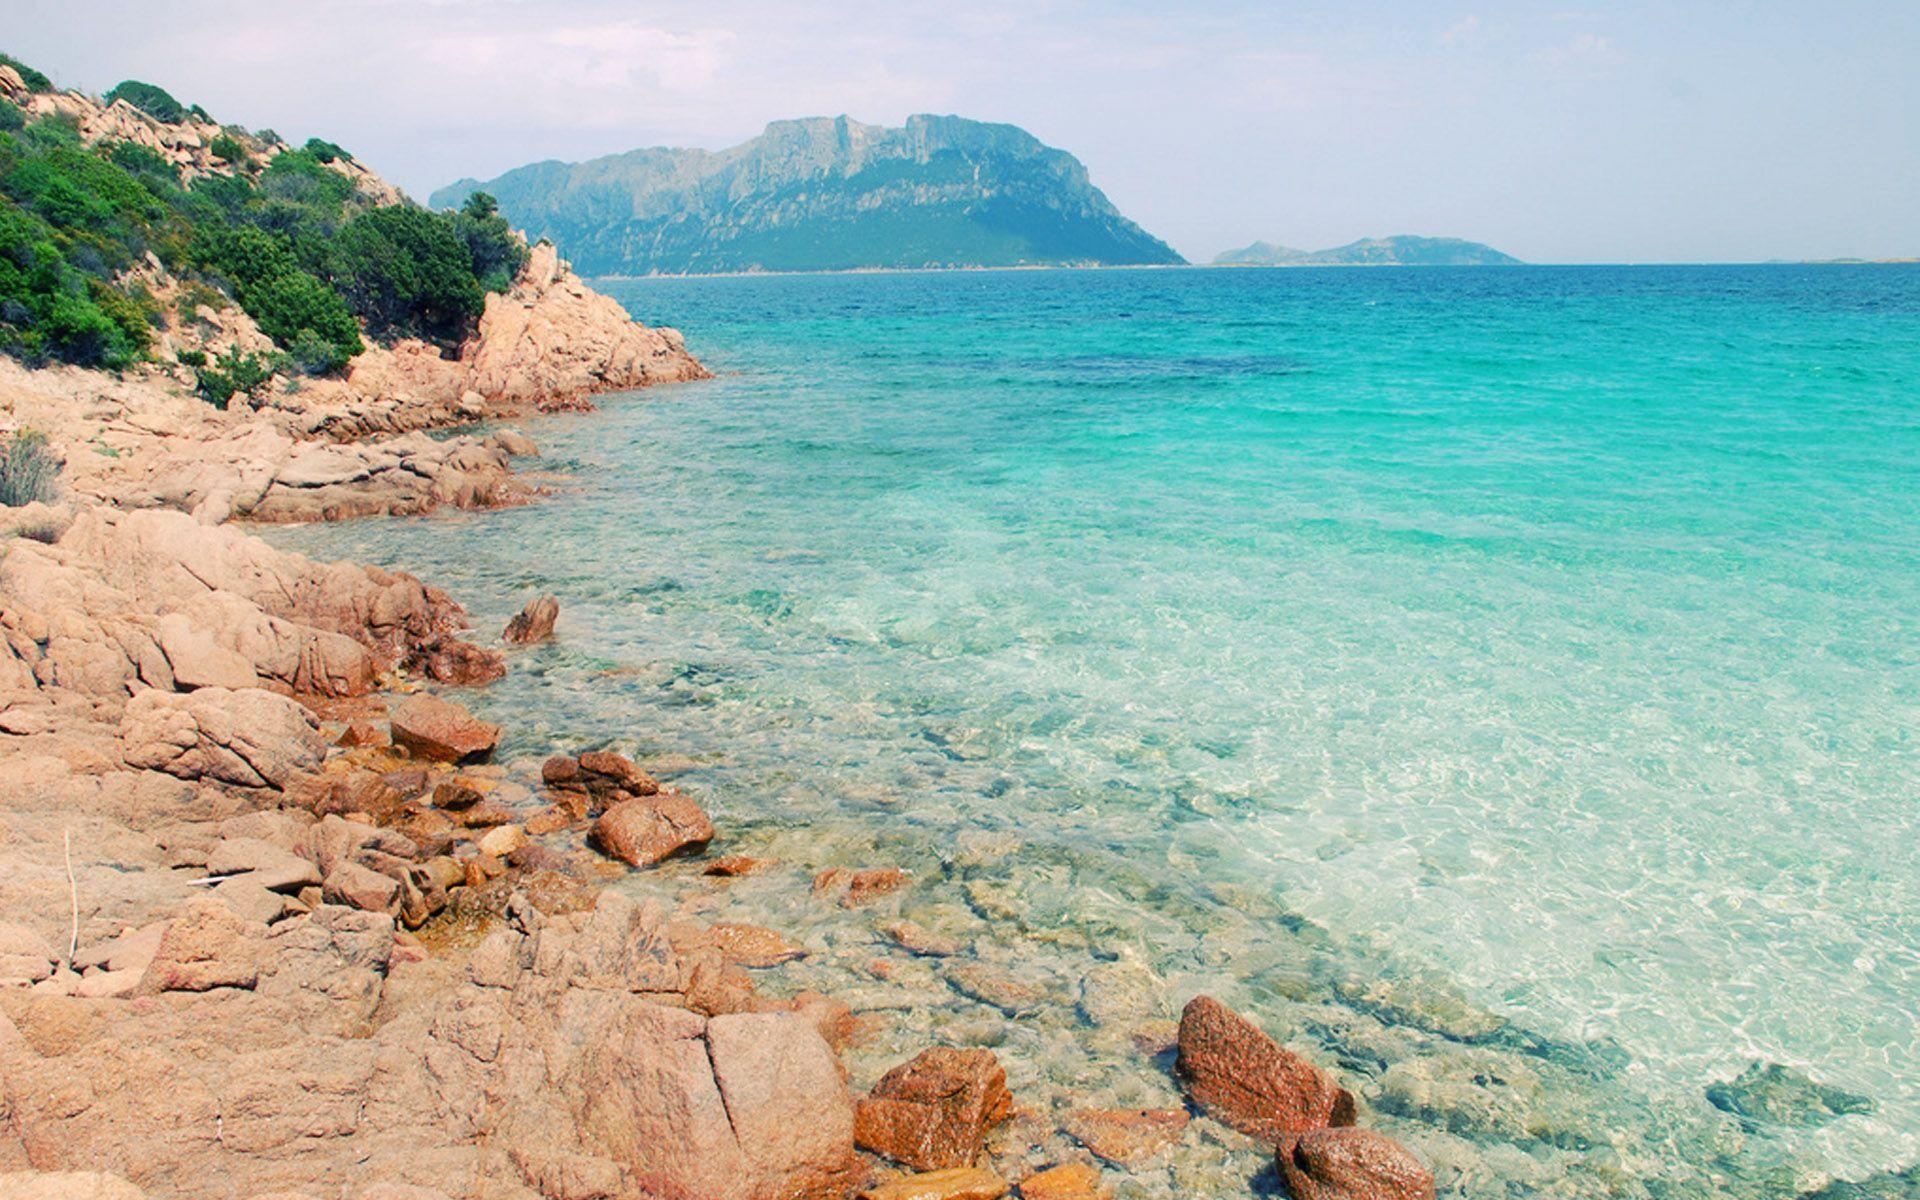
[303,138,349,164]
[190,345,273,408]
[105,80,187,123]
[0,101,21,134]
[330,204,484,346]
[208,133,250,166]
[0,54,53,94]
[0,91,518,374]
[0,428,57,506]
[453,191,527,293]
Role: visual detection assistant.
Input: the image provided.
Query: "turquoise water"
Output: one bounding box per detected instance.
[273,265,1920,1195]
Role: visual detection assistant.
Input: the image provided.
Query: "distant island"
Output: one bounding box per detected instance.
[1213,236,1522,267]
[433,115,1185,276]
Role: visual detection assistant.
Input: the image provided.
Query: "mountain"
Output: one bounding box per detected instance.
[431,115,1184,275]
[1214,236,1522,267]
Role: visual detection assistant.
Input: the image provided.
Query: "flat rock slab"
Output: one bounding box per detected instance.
[388,694,501,763]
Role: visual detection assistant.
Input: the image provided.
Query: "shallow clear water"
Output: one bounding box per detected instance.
[271,265,1920,1194]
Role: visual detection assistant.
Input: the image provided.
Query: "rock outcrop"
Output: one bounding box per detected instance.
[461,243,709,410]
[0,886,860,1198]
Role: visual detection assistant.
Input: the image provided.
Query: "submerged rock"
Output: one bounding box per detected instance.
[1061,1107,1190,1165]
[1175,995,1355,1144]
[859,1167,1010,1200]
[1275,1127,1435,1200]
[1018,1162,1110,1200]
[855,1047,1014,1170]
[1706,1061,1876,1130]
[815,866,911,907]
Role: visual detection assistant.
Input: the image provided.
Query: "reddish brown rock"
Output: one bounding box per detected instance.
[409,635,506,687]
[814,866,910,907]
[133,900,262,994]
[503,594,559,644]
[886,921,962,957]
[322,862,401,915]
[431,776,486,809]
[1060,1108,1190,1165]
[1018,1163,1109,1200]
[336,720,385,747]
[542,753,583,786]
[861,1168,1010,1200]
[1175,996,1354,1144]
[524,806,574,836]
[588,791,714,867]
[705,855,777,877]
[1275,1128,1436,1200]
[388,694,501,763]
[578,749,660,796]
[698,922,808,968]
[855,1048,1013,1171]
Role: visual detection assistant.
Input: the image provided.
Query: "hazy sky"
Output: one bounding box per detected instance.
[6,0,1916,262]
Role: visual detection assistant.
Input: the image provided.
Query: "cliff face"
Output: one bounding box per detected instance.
[432,114,1185,274]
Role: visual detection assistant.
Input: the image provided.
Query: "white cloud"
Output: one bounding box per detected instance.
[1441,15,1481,48]
[1530,32,1622,74]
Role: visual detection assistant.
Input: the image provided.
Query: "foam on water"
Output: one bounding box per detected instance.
[269,265,1920,1194]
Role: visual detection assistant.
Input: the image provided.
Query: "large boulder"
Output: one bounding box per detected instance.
[1175,996,1355,1144]
[589,792,714,867]
[854,1048,1012,1171]
[120,686,325,790]
[576,1004,857,1200]
[1275,1128,1435,1200]
[388,694,501,763]
[503,594,559,644]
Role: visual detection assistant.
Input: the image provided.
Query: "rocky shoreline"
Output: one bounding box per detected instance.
[0,75,1906,1200]
[0,171,1469,1198]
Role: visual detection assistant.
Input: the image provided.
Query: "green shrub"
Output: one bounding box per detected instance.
[208,133,250,167]
[0,101,21,134]
[452,192,526,293]
[105,80,187,123]
[303,137,349,164]
[0,428,57,506]
[192,345,273,408]
[0,54,53,94]
[246,269,361,371]
[330,204,483,345]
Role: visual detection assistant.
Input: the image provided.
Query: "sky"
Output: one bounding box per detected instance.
[4,0,1916,263]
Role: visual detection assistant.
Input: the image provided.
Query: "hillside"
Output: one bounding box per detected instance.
[0,57,538,390]
[432,114,1184,275]
[1214,235,1522,266]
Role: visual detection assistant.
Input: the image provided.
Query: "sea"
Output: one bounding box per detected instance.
[268,264,1920,1197]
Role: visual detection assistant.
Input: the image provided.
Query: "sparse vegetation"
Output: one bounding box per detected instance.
[0,427,58,506]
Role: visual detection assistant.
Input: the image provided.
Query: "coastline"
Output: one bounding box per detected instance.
[6,251,1917,1199]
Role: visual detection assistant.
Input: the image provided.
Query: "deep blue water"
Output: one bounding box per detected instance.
[272,264,1920,1195]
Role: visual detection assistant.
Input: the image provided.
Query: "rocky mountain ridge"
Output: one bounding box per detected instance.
[433,115,1184,275]
[1212,236,1522,267]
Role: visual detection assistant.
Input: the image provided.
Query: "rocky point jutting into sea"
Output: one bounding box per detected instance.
[1,62,1913,1200]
